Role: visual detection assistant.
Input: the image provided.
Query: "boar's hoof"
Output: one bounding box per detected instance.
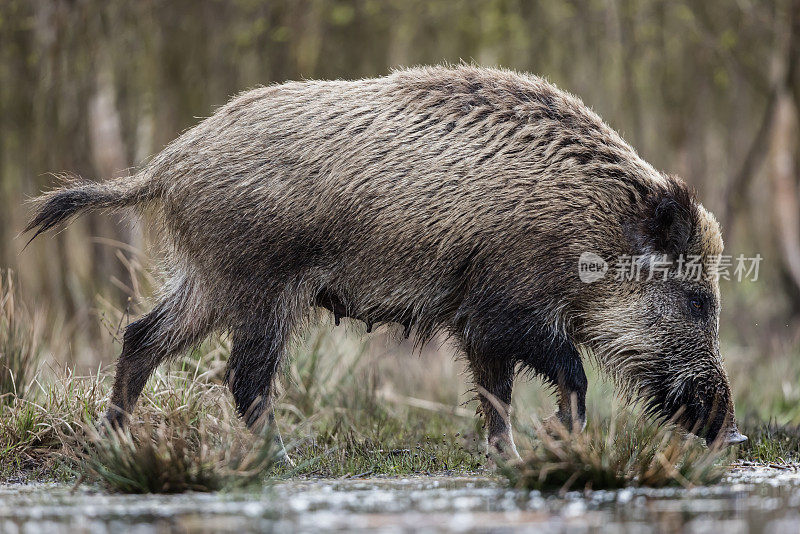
[543,412,586,436]
[487,433,521,464]
[103,405,129,430]
[270,430,295,466]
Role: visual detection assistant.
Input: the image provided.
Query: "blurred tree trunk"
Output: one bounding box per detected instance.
[295,0,324,75]
[722,88,778,234]
[0,101,6,271]
[770,89,800,305]
[768,0,800,314]
[87,53,137,301]
[31,0,79,319]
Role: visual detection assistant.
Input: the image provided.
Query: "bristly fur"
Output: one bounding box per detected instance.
[23,65,740,452]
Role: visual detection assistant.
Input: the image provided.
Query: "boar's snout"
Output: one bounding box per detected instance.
[665,369,741,448]
[710,423,747,447]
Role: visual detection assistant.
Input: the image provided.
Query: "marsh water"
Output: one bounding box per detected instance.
[1,467,799,533]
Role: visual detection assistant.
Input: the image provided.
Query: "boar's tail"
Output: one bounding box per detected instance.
[23,172,155,248]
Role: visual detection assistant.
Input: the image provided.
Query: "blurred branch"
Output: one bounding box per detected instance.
[722,87,778,233]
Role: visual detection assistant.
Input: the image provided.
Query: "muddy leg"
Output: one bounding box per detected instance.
[468,354,520,460]
[105,291,211,427]
[225,323,290,460]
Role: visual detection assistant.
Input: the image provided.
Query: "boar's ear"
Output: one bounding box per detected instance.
[632,180,697,257]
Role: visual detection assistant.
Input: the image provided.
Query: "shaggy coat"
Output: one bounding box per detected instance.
[25,65,744,454]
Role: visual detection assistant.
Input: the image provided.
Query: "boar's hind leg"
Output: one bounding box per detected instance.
[225,329,285,428]
[224,321,290,457]
[468,355,520,460]
[106,289,211,428]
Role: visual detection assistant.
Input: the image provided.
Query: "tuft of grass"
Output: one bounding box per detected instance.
[500,413,730,492]
[71,420,281,493]
[0,270,43,403]
[61,370,283,493]
[0,367,283,491]
[0,361,282,490]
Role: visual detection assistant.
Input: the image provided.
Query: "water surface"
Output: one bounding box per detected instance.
[1,467,799,533]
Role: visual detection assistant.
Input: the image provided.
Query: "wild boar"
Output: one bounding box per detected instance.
[25,65,745,457]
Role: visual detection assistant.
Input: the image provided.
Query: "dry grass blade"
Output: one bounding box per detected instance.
[0,270,43,403]
[0,369,105,478]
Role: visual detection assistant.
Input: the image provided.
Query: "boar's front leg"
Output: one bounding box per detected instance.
[537,340,588,433]
[467,355,520,460]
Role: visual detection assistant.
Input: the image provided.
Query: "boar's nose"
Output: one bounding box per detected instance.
[723,430,748,446]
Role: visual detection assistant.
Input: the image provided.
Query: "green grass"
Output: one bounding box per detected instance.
[0,367,105,480]
[276,422,485,478]
[272,328,485,477]
[736,420,800,465]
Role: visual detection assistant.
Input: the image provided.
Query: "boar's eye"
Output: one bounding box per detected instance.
[688,296,706,317]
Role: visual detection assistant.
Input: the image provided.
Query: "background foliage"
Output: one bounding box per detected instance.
[1,0,799,426]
